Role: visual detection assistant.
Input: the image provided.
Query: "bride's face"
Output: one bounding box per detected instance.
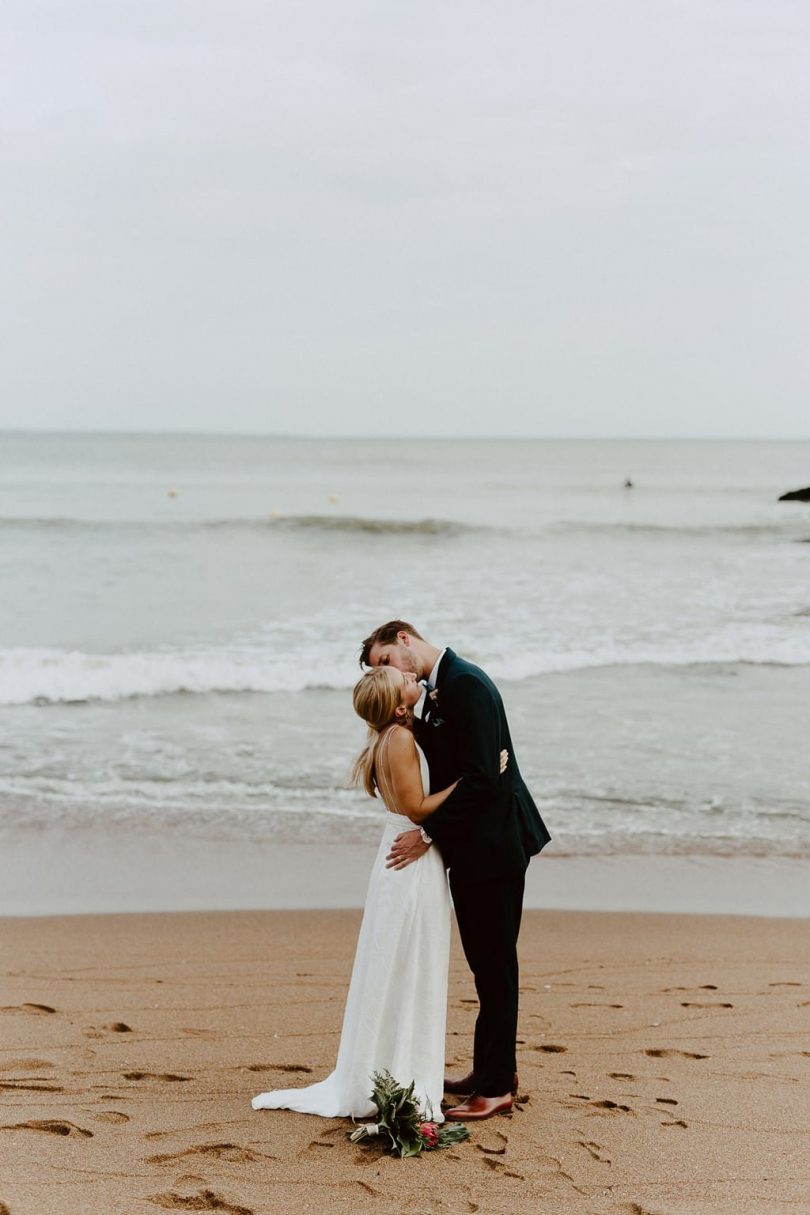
[389,667,422,711]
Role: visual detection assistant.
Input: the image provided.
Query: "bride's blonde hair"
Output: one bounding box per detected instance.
[351,667,403,797]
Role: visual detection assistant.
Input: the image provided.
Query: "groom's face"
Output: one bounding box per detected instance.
[368,633,421,677]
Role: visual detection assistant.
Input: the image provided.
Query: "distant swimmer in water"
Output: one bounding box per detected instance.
[624,478,634,489]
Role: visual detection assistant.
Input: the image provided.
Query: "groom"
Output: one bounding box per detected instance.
[360,620,550,1121]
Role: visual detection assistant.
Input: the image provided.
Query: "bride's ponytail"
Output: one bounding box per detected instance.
[351,668,402,797]
[351,726,381,798]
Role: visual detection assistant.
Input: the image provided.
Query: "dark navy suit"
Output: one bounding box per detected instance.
[415,649,550,1096]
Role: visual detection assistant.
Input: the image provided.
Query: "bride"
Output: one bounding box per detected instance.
[252,665,504,1122]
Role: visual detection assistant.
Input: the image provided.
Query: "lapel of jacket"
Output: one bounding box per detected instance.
[422,648,455,730]
[434,647,455,689]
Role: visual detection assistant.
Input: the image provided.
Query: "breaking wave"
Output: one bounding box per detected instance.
[0,514,479,537]
[3,634,810,705]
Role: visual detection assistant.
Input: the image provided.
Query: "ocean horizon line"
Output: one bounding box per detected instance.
[3,427,810,443]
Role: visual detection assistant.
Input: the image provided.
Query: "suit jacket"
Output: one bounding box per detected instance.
[415,648,550,885]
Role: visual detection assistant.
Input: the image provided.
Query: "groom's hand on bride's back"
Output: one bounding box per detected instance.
[385,828,430,870]
[387,752,507,869]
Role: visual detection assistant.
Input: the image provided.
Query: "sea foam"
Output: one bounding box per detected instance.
[2,632,809,705]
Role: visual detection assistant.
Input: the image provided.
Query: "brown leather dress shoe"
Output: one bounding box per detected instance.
[443,1070,477,1094]
[444,1092,513,1121]
[444,1071,519,1096]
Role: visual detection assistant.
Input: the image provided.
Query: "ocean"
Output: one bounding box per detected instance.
[1,432,809,862]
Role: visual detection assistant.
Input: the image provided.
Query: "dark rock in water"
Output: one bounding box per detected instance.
[778,486,810,502]
[624,477,634,489]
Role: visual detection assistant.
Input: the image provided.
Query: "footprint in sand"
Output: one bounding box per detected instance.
[0,1003,57,1015]
[533,1044,567,1053]
[609,1072,635,1080]
[245,1063,312,1074]
[480,1157,524,1179]
[146,1143,269,1166]
[85,1021,134,1040]
[355,1181,379,1197]
[91,1111,130,1124]
[0,1058,54,1072]
[656,1098,678,1106]
[644,1049,708,1060]
[148,1189,253,1215]
[578,1139,611,1164]
[680,1001,733,1009]
[0,1080,64,1092]
[476,1129,508,1156]
[590,1099,634,1114]
[769,981,802,987]
[123,1072,191,1082]
[314,1125,344,1140]
[1,1119,92,1138]
[661,1118,688,1128]
[662,984,719,993]
[571,1002,623,1009]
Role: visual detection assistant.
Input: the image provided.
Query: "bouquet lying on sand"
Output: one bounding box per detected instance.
[348,1071,470,1158]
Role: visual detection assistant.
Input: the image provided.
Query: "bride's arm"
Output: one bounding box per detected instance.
[384,728,458,825]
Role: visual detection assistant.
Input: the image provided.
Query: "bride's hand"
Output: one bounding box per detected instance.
[499,748,509,774]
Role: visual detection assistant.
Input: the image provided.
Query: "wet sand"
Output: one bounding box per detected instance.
[3,828,809,917]
[1,908,809,1214]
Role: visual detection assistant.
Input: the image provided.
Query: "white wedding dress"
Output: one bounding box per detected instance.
[252,742,451,1121]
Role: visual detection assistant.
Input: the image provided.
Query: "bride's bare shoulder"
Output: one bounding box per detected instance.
[384,725,418,759]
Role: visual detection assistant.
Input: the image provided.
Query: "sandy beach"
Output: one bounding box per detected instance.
[1,908,808,1215]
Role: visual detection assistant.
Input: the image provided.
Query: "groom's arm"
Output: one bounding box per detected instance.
[419,674,502,848]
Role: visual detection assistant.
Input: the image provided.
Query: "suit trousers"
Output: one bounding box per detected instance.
[449,869,525,1097]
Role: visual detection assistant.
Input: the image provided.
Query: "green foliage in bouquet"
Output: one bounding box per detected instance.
[348,1070,470,1158]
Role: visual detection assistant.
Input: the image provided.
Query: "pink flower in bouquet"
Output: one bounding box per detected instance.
[419,1121,440,1148]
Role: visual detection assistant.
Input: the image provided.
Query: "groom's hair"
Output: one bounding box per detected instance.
[359,620,423,667]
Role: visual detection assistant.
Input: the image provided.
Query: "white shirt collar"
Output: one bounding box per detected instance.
[414,648,446,720]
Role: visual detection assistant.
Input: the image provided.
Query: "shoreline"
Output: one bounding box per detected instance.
[2,827,808,918]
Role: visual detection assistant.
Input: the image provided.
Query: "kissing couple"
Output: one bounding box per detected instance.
[253,621,550,1123]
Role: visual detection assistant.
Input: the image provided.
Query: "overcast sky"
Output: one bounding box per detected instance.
[1,0,808,437]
